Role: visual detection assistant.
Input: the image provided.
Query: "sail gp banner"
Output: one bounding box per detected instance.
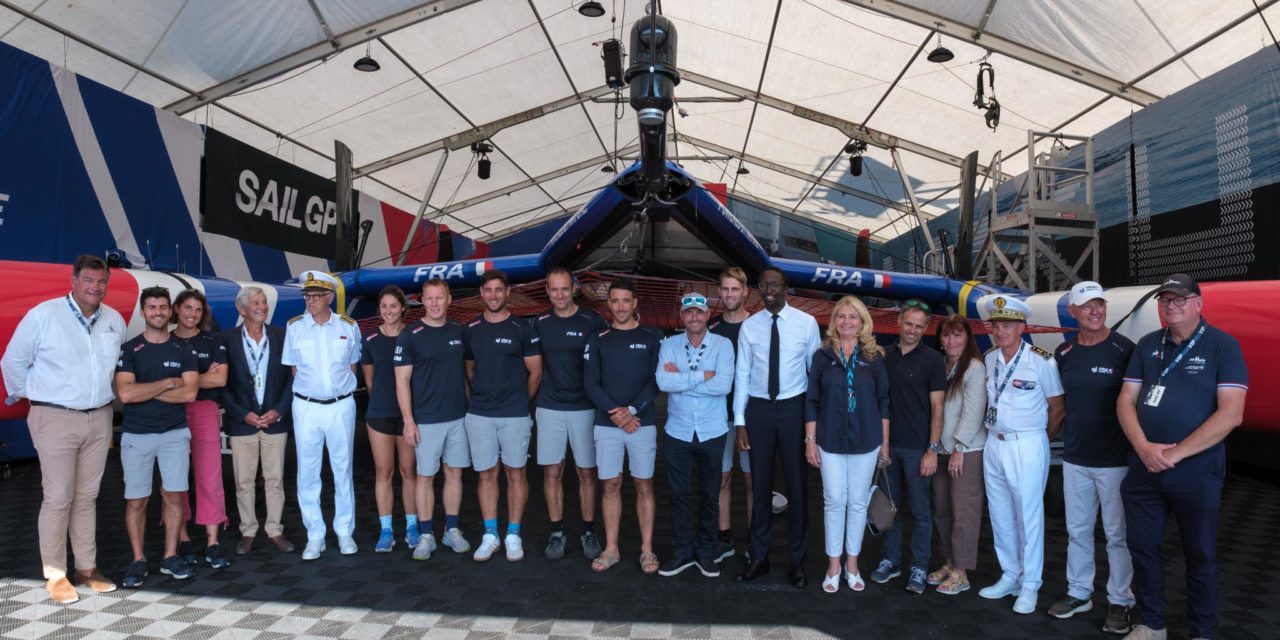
[201,128,357,260]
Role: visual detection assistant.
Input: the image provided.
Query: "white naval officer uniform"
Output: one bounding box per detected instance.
[981,297,1063,596]
[281,273,362,544]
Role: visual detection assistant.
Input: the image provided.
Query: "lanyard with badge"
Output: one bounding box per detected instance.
[985,342,1025,426]
[838,345,859,413]
[244,328,269,394]
[65,294,100,334]
[1145,324,1205,407]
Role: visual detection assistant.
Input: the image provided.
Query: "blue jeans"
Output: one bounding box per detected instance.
[882,446,932,571]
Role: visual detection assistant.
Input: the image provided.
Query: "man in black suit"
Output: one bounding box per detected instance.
[221,286,294,555]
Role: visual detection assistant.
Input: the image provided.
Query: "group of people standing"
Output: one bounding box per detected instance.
[2,257,1246,640]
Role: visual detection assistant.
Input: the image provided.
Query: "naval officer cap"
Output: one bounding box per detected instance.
[299,270,340,293]
[985,295,1031,322]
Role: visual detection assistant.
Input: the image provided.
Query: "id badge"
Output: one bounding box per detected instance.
[254,373,265,390]
[984,406,998,426]
[1144,384,1165,407]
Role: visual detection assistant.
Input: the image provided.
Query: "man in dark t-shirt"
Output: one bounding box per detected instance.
[1118,274,1248,640]
[1047,282,1136,632]
[113,287,199,588]
[875,300,947,594]
[396,278,472,560]
[463,270,542,562]
[533,267,607,561]
[707,266,753,561]
[583,277,662,574]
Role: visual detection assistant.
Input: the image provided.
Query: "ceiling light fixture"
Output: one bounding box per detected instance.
[926,33,954,63]
[601,164,616,173]
[578,1,606,18]
[472,141,493,180]
[353,42,381,72]
[844,141,868,177]
[736,166,750,175]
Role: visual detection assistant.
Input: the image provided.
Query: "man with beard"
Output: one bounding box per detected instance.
[532,267,607,560]
[114,286,199,587]
[464,270,543,562]
[733,267,821,589]
[708,267,753,562]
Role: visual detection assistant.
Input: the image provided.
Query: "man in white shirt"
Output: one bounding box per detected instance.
[732,267,821,588]
[977,295,1065,615]
[2,255,125,603]
[281,271,362,560]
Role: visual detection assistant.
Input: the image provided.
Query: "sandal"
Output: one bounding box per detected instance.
[844,571,865,592]
[936,573,970,595]
[822,572,840,593]
[926,564,952,585]
[639,551,659,575]
[591,550,620,573]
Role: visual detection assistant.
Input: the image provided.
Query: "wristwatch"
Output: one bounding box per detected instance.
[627,405,638,416]
[928,441,945,455]
[803,435,816,443]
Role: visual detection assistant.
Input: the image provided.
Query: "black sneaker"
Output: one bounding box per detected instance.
[712,539,735,564]
[205,544,231,569]
[544,532,566,560]
[658,557,697,577]
[121,560,148,589]
[1048,595,1093,619]
[695,557,721,578]
[177,540,198,566]
[159,555,194,580]
[1102,604,1132,634]
[580,530,602,561]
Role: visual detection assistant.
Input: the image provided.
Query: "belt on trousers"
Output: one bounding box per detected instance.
[993,430,1044,441]
[29,400,110,413]
[293,392,352,405]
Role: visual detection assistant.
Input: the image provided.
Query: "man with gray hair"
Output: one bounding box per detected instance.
[220,286,295,556]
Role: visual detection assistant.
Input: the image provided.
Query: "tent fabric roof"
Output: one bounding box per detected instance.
[3,0,1277,243]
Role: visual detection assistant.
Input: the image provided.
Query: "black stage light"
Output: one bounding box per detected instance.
[844,140,867,176]
[354,43,380,72]
[477,157,491,180]
[736,166,750,175]
[602,39,624,89]
[601,164,616,173]
[927,34,954,63]
[578,1,606,18]
[849,154,864,177]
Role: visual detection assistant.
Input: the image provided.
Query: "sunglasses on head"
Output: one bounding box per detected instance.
[903,299,930,313]
[681,295,707,306]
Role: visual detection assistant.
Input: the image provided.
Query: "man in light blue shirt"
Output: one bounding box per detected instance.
[655,293,734,577]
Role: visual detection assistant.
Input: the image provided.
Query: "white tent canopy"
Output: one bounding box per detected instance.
[3,0,1277,242]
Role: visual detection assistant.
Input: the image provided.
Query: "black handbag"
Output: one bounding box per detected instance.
[866,465,897,536]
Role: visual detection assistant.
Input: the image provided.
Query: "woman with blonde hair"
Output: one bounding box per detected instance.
[804,295,890,593]
[926,315,988,594]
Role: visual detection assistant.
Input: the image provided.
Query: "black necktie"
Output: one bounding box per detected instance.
[768,314,780,400]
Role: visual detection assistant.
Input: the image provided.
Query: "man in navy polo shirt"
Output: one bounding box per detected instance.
[463,269,542,562]
[1117,274,1247,640]
[114,286,199,588]
[533,267,607,561]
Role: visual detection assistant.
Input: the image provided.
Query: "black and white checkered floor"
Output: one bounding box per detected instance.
[2,429,1278,640]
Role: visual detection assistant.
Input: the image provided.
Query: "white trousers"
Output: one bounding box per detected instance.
[984,431,1049,591]
[818,447,879,559]
[293,397,357,542]
[1063,462,1135,606]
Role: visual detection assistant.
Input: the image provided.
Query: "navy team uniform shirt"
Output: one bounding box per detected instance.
[359,329,401,419]
[709,315,743,417]
[884,343,948,449]
[394,320,468,424]
[116,334,198,434]
[583,325,663,427]
[1055,332,1135,467]
[173,330,227,402]
[1124,320,1247,448]
[464,315,541,418]
[534,307,607,411]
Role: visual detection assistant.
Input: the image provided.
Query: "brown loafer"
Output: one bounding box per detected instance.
[235,536,254,556]
[73,569,117,593]
[46,577,79,604]
[268,535,295,553]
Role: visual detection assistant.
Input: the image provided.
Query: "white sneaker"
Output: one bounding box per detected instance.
[301,540,325,561]
[979,576,1021,599]
[504,534,524,562]
[473,533,500,562]
[338,535,358,555]
[412,534,437,561]
[1122,625,1167,640]
[442,528,471,554]
[1013,588,1038,614]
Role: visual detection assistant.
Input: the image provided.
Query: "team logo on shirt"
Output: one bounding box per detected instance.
[365,333,377,342]
[565,331,583,337]
[133,343,146,352]
[395,346,403,354]
[1090,366,1114,375]
[494,338,513,345]
[628,343,649,350]
[449,339,462,346]
[1186,356,1206,373]
[163,360,182,368]
[1011,379,1037,390]
[196,352,209,359]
